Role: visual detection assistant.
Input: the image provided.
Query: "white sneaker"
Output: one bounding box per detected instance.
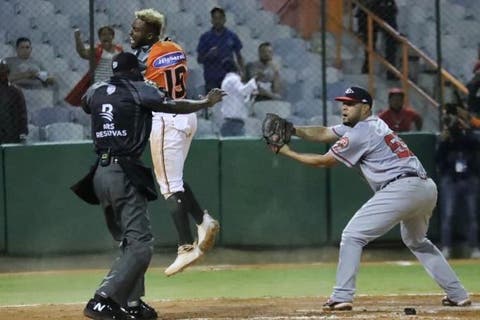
[470,247,480,259]
[197,211,220,252]
[442,247,451,259]
[164,243,203,277]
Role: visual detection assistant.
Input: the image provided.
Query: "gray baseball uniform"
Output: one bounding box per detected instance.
[328,116,469,303]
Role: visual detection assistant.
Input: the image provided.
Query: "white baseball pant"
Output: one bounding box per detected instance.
[150,113,197,199]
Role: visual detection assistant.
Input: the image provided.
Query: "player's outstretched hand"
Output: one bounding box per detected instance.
[206,88,227,107]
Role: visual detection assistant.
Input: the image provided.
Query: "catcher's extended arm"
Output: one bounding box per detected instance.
[261,113,295,153]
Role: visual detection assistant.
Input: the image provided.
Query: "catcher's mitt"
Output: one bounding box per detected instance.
[262,113,295,153]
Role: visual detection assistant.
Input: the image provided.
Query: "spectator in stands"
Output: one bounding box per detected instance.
[378,87,422,132]
[197,7,244,94]
[245,42,282,102]
[219,59,257,136]
[466,62,480,115]
[65,26,123,106]
[0,60,28,144]
[436,107,480,259]
[356,0,398,79]
[5,37,55,89]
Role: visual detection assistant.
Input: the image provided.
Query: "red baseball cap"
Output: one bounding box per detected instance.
[388,87,404,96]
[335,86,373,106]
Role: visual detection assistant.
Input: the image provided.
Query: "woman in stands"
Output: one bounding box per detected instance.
[65,26,123,106]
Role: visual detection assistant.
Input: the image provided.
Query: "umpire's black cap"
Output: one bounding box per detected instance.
[335,86,373,106]
[112,52,139,72]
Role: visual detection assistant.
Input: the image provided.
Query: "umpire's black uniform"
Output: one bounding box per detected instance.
[71,52,219,320]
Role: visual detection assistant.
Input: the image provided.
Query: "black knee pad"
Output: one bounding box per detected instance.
[167,192,194,244]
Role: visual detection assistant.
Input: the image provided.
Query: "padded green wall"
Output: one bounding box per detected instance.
[220,139,328,246]
[0,147,4,252]
[4,143,113,255]
[145,139,220,247]
[0,134,440,255]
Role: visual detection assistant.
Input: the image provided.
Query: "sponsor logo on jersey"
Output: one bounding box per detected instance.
[100,103,114,122]
[106,85,116,95]
[333,136,349,151]
[152,51,186,68]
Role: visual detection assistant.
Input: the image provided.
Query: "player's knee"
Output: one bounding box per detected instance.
[340,231,369,247]
[124,238,153,267]
[402,236,429,250]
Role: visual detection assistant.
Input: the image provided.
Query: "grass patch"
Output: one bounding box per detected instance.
[0,261,478,305]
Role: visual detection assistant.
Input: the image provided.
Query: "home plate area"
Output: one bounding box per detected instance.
[1,295,479,320]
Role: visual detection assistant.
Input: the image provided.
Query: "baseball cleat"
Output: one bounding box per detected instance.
[126,299,158,320]
[197,211,220,252]
[322,298,353,311]
[164,243,203,277]
[441,296,472,307]
[83,296,134,319]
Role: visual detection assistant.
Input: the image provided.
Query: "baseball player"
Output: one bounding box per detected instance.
[272,86,471,310]
[129,9,220,277]
[73,52,225,320]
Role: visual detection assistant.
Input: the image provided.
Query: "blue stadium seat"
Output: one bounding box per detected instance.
[15,0,55,18]
[196,118,215,137]
[244,116,262,137]
[0,2,15,30]
[0,44,14,59]
[294,99,323,118]
[44,122,84,141]
[30,107,73,127]
[253,100,292,119]
[143,0,181,16]
[26,124,41,142]
[50,0,88,16]
[284,82,304,104]
[23,89,55,112]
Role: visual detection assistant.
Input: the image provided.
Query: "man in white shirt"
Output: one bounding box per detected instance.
[219,59,257,136]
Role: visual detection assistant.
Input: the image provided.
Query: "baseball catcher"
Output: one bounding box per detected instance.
[262,113,295,153]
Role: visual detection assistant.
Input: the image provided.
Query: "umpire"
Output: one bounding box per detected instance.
[72,52,224,320]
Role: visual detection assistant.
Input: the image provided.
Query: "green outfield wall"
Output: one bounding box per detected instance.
[0,134,440,255]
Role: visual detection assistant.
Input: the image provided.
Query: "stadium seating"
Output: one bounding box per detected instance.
[23,89,55,112]
[253,100,292,119]
[44,122,84,141]
[14,0,55,18]
[30,107,73,127]
[294,99,323,118]
[196,118,215,137]
[244,116,262,137]
[0,0,470,139]
[0,44,14,59]
[26,124,41,143]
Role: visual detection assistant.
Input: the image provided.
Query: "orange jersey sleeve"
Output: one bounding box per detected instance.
[145,41,188,99]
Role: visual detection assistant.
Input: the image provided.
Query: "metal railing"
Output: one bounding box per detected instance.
[344,0,467,108]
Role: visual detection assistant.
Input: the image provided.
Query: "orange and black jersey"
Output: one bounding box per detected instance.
[144,41,188,99]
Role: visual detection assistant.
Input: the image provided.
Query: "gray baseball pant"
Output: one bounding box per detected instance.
[331,177,469,303]
[93,163,154,306]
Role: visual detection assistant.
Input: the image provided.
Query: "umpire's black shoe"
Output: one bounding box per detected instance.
[126,300,158,320]
[84,296,135,320]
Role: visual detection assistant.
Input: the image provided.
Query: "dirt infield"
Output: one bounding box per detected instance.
[1,294,479,320]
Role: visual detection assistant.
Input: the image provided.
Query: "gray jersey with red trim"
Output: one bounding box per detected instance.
[329,116,427,192]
